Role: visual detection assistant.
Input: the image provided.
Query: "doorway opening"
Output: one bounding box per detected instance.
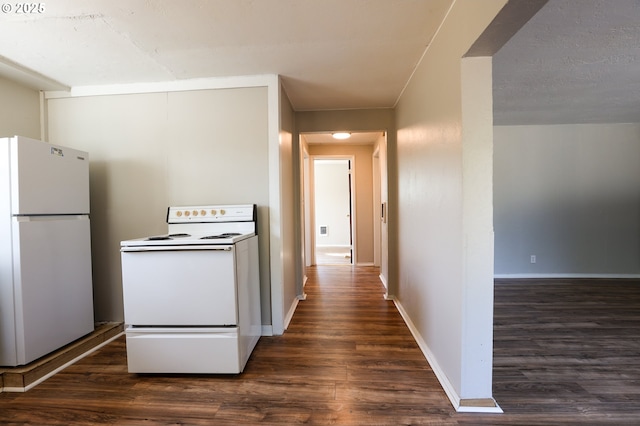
[299,131,388,277]
[313,158,353,265]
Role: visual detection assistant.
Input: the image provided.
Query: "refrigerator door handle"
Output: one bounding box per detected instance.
[13,215,89,222]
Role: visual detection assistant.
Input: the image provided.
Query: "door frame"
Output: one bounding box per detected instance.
[307,155,356,266]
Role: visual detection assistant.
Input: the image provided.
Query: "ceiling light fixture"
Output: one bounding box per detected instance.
[332,132,351,140]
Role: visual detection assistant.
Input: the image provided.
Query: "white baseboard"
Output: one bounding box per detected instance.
[379,273,388,290]
[283,297,300,331]
[495,273,640,280]
[393,299,502,414]
[356,262,375,267]
[261,325,274,336]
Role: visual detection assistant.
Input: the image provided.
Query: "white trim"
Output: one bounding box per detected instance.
[349,157,357,265]
[393,299,460,408]
[311,155,357,264]
[39,91,46,142]
[372,147,381,267]
[44,75,275,99]
[393,299,503,414]
[269,75,285,336]
[1,331,123,393]
[495,273,640,280]
[457,404,503,414]
[283,297,300,331]
[356,262,375,267]
[379,273,388,290]
[0,56,69,92]
[261,325,274,337]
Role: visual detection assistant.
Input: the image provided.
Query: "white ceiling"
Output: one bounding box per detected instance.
[0,0,452,111]
[0,1,637,125]
[303,131,382,145]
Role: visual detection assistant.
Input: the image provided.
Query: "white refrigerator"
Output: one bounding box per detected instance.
[0,135,95,366]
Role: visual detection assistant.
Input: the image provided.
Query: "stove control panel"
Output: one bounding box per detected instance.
[167,204,255,223]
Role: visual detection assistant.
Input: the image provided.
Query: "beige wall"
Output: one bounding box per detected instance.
[278,83,298,330]
[395,0,505,407]
[46,87,270,323]
[0,76,40,139]
[308,144,375,265]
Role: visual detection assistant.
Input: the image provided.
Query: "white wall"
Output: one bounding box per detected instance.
[0,76,40,139]
[314,160,351,247]
[394,0,505,409]
[494,123,640,277]
[46,86,271,323]
[460,56,495,400]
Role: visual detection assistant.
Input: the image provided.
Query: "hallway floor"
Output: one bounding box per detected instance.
[315,245,352,265]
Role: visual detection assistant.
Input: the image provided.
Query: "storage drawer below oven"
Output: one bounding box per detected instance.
[125,327,241,374]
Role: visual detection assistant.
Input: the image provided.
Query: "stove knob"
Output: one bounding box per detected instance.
[184,211,190,217]
[193,210,199,216]
[211,209,217,216]
[176,211,182,217]
[220,209,226,215]
[200,210,206,216]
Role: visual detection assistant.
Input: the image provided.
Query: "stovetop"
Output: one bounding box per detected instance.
[121,231,255,247]
[147,232,241,241]
[120,204,257,247]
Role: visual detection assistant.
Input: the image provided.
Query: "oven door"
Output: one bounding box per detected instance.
[121,245,237,326]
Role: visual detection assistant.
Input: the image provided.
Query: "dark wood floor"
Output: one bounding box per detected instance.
[1,269,640,424]
[491,278,640,425]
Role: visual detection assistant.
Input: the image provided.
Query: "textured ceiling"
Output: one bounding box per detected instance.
[0,0,452,111]
[493,0,640,125]
[1,1,636,124]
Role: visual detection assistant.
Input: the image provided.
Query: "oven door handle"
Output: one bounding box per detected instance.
[120,245,233,252]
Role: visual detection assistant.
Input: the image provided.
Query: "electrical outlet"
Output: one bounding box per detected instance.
[530,255,537,264]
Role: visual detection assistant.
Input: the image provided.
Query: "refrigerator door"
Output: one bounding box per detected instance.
[9,136,90,215]
[9,215,94,366]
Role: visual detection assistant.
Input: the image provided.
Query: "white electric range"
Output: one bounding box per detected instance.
[120,204,261,374]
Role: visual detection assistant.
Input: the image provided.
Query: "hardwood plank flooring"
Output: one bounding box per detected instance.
[487,278,640,425]
[1,270,640,424]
